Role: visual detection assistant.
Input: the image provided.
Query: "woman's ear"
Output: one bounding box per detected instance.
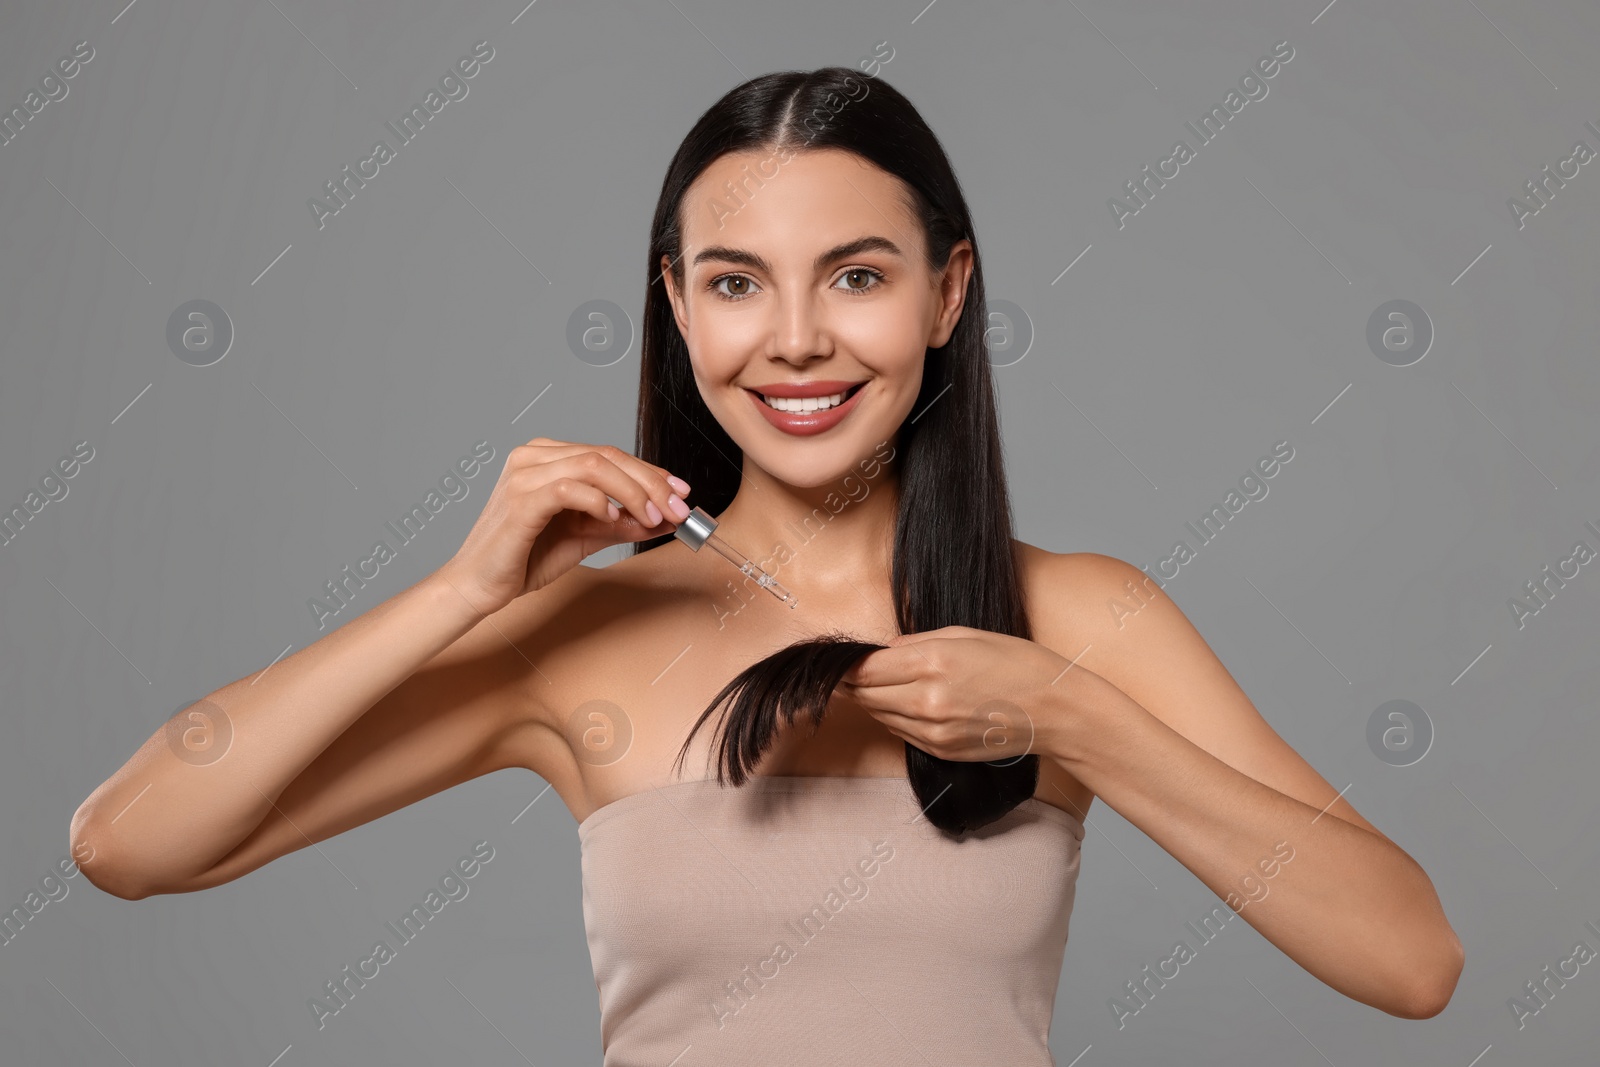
[661,255,691,337]
[926,240,974,348]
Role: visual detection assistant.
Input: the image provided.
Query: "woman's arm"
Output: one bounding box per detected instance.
[68,568,560,900]
[70,438,688,900]
[1035,552,1464,1019]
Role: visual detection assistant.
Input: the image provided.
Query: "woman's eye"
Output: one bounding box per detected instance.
[709,274,757,300]
[706,267,884,301]
[835,267,885,295]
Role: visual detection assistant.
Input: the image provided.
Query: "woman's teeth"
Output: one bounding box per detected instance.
[761,392,846,412]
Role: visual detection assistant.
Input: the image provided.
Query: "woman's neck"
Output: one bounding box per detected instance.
[711,458,901,598]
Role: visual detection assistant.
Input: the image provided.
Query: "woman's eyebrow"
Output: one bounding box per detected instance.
[690,235,904,275]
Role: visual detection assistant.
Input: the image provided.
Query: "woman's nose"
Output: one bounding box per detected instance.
[767,292,828,360]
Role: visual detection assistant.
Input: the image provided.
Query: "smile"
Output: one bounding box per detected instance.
[757,383,864,411]
[746,382,867,436]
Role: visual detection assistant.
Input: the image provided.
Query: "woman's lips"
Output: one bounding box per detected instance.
[747,383,865,436]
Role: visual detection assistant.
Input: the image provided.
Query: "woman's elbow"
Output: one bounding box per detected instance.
[1392,936,1466,1020]
[69,803,151,901]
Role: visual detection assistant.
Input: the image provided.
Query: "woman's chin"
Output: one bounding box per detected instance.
[749,452,865,491]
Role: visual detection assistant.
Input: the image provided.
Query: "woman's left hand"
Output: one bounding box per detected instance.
[836,625,1125,764]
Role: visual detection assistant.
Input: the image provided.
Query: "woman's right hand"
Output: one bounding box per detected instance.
[435,438,693,619]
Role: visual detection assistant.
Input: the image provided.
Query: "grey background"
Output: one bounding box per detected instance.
[2,0,1597,1063]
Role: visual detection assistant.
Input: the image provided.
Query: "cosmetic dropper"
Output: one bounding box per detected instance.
[673,505,799,609]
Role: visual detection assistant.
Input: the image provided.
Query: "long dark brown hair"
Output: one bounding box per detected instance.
[631,66,1034,836]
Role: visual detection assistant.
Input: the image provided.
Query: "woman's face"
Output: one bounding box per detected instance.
[662,147,972,489]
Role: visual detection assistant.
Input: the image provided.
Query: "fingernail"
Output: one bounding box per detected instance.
[667,493,691,521]
[607,502,620,521]
[667,475,691,495]
[645,500,663,526]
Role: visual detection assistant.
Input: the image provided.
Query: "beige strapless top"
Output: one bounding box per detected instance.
[578,774,1086,1066]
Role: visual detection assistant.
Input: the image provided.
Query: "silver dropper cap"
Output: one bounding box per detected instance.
[673,505,719,551]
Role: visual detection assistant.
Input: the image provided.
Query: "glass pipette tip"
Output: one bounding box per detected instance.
[672,505,798,608]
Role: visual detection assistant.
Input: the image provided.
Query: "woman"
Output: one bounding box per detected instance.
[69,66,1463,1062]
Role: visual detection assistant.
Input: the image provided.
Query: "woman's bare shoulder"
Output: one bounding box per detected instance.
[511,542,690,647]
[1014,539,1223,708]
[1012,538,1186,688]
[1013,540,1131,818]
[506,541,712,711]
[1013,539,1152,632]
